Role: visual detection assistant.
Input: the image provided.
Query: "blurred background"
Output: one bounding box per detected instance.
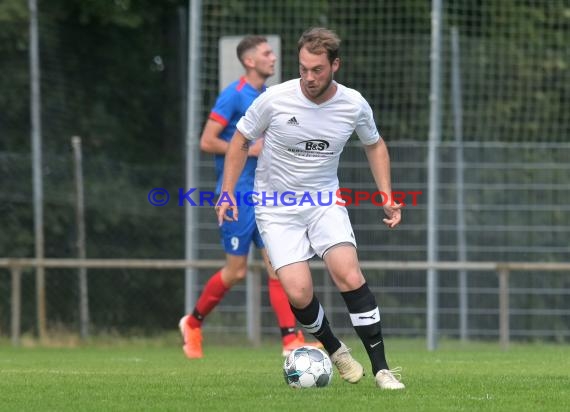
[1,0,569,345]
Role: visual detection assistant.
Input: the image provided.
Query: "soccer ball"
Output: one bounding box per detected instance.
[283,346,333,388]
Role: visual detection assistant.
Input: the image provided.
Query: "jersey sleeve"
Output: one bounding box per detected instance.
[209,87,238,127]
[355,97,381,145]
[236,90,272,141]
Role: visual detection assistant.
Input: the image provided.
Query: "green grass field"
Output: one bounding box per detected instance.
[1,337,568,412]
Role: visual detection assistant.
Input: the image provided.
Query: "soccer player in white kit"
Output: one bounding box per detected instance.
[216,27,405,390]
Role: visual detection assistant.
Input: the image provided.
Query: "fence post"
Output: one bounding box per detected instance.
[11,266,22,347]
[451,26,468,342]
[426,0,443,352]
[72,136,89,340]
[498,266,510,350]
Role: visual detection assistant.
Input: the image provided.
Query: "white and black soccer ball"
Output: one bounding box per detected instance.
[283,346,333,388]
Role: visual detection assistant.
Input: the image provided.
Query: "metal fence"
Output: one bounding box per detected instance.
[1,1,569,345]
[1,141,569,343]
[2,258,570,349]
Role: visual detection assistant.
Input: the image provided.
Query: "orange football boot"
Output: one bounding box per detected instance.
[282,330,324,357]
[179,315,203,359]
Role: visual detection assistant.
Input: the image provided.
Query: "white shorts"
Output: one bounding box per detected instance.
[255,203,357,270]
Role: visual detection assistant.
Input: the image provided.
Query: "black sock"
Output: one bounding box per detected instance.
[280,327,296,338]
[192,308,204,322]
[290,295,341,355]
[341,283,389,374]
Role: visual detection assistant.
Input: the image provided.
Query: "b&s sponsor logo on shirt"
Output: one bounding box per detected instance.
[288,139,334,157]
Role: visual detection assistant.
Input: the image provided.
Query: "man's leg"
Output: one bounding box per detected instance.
[278,261,363,383]
[260,249,322,355]
[261,249,296,342]
[180,254,247,359]
[324,245,404,389]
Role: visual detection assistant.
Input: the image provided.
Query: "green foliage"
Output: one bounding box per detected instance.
[1,0,186,161]
[443,2,569,141]
[2,1,568,152]
[0,1,27,20]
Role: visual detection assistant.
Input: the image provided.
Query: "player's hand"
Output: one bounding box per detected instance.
[382,201,403,228]
[215,192,238,226]
[247,138,264,157]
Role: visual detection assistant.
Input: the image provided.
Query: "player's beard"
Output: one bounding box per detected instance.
[304,71,334,101]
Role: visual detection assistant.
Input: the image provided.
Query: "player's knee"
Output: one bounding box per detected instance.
[234,267,247,281]
[288,290,313,309]
[266,270,279,281]
[334,272,364,291]
[221,265,248,286]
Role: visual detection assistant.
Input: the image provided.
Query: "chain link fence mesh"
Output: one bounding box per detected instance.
[1,0,569,341]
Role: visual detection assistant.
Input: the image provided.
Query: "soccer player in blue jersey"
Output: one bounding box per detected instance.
[179,35,321,358]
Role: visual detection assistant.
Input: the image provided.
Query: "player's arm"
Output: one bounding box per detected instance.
[200,119,263,157]
[364,138,402,228]
[215,130,251,225]
[199,119,229,154]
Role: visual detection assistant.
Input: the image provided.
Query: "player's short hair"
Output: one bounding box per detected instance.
[236,35,268,65]
[297,27,341,64]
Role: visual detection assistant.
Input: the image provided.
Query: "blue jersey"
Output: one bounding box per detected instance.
[209,77,266,194]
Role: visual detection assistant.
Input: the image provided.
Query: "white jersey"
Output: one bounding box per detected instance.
[236,78,381,196]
